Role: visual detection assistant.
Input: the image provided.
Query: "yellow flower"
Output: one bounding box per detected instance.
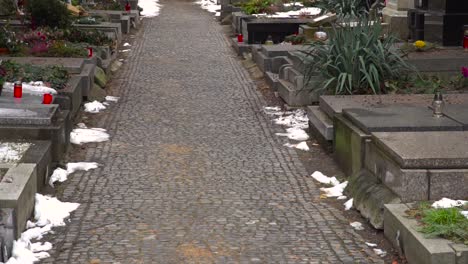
[414,40,426,49]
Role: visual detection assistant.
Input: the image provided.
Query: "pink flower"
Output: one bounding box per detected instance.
[462,66,468,78]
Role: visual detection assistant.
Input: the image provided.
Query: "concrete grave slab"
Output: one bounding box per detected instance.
[319,94,468,119]
[0,104,58,126]
[372,131,468,169]
[441,104,468,129]
[2,57,85,74]
[343,106,463,133]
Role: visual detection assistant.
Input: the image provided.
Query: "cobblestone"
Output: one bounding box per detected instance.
[40,0,384,263]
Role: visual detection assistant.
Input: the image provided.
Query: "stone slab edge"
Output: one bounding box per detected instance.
[384,203,468,264]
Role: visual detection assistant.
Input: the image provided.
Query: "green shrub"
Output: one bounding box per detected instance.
[40,41,88,58]
[313,0,367,20]
[242,0,276,15]
[27,0,72,29]
[420,207,468,245]
[0,60,69,90]
[302,20,414,95]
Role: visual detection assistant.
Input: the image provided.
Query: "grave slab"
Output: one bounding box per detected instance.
[2,57,85,74]
[373,131,468,169]
[0,163,37,260]
[0,104,58,126]
[343,106,462,134]
[58,76,83,119]
[441,104,468,129]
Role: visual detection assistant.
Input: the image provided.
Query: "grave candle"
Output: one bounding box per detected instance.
[87,47,93,58]
[237,34,243,43]
[125,1,131,12]
[13,81,22,98]
[464,29,468,50]
[42,94,53,104]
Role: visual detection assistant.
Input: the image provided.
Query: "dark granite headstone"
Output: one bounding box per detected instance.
[408,0,468,46]
[343,106,462,133]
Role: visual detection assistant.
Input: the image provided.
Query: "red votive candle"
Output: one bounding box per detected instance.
[13,81,22,98]
[87,47,93,58]
[125,1,131,12]
[464,36,468,50]
[42,94,53,104]
[237,34,243,43]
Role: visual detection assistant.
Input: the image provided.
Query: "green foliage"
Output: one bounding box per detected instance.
[313,0,367,20]
[71,0,80,6]
[302,20,414,95]
[27,0,72,29]
[242,0,276,15]
[0,60,69,90]
[284,34,306,45]
[62,28,113,47]
[40,41,88,58]
[0,26,21,53]
[0,0,17,16]
[420,208,468,245]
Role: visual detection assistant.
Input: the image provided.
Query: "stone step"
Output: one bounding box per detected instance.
[264,71,279,91]
[306,106,333,141]
[277,78,318,106]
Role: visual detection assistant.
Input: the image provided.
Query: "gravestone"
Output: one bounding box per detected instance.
[408,0,468,46]
[382,0,414,39]
[242,18,315,44]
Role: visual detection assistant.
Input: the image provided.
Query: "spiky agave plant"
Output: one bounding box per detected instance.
[301,20,415,95]
[313,0,368,20]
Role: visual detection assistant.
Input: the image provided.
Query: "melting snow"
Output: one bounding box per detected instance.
[0,142,31,163]
[3,81,57,95]
[84,101,106,113]
[350,221,364,230]
[310,171,340,186]
[49,162,99,187]
[255,7,321,18]
[432,198,467,209]
[70,127,110,145]
[196,0,221,16]
[337,196,347,200]
[344,198,353,211]
[123,43,131,47]
[320,181,348,197]
[373,248,387,257]
[139,0,161,17]
[284,141,309,151]
[105,96,120,102]
[4,194,79,264]
[365,242,377,247]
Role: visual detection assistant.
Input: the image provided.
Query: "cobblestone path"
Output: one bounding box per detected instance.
[41,0,384,263]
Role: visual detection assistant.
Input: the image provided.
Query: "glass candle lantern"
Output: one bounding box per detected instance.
[13,81,22,98]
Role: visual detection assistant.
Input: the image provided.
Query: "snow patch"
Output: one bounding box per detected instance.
[48,168,68,187]
[84,101,106,113]
[254,7,321,18]
[139,0,161,17]
[310,171,340,186]
[350,221,364,231]
[0,142,31,163]
[4,194,79,264]
[284,141,309,151]
[105,96,120,102]
[432,198,467,209]
[373,248,387,257]
[70,128,110,145]
[344,198,353,211]
[365,242,377,247]
[320,181,348,197]
[123,43,131,47]
[67,162,99,174]
[276,127,309,141]
[196,0,221,16]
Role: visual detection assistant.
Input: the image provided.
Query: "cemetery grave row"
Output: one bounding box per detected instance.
[0,0,141,261]
[214,0,468,263]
